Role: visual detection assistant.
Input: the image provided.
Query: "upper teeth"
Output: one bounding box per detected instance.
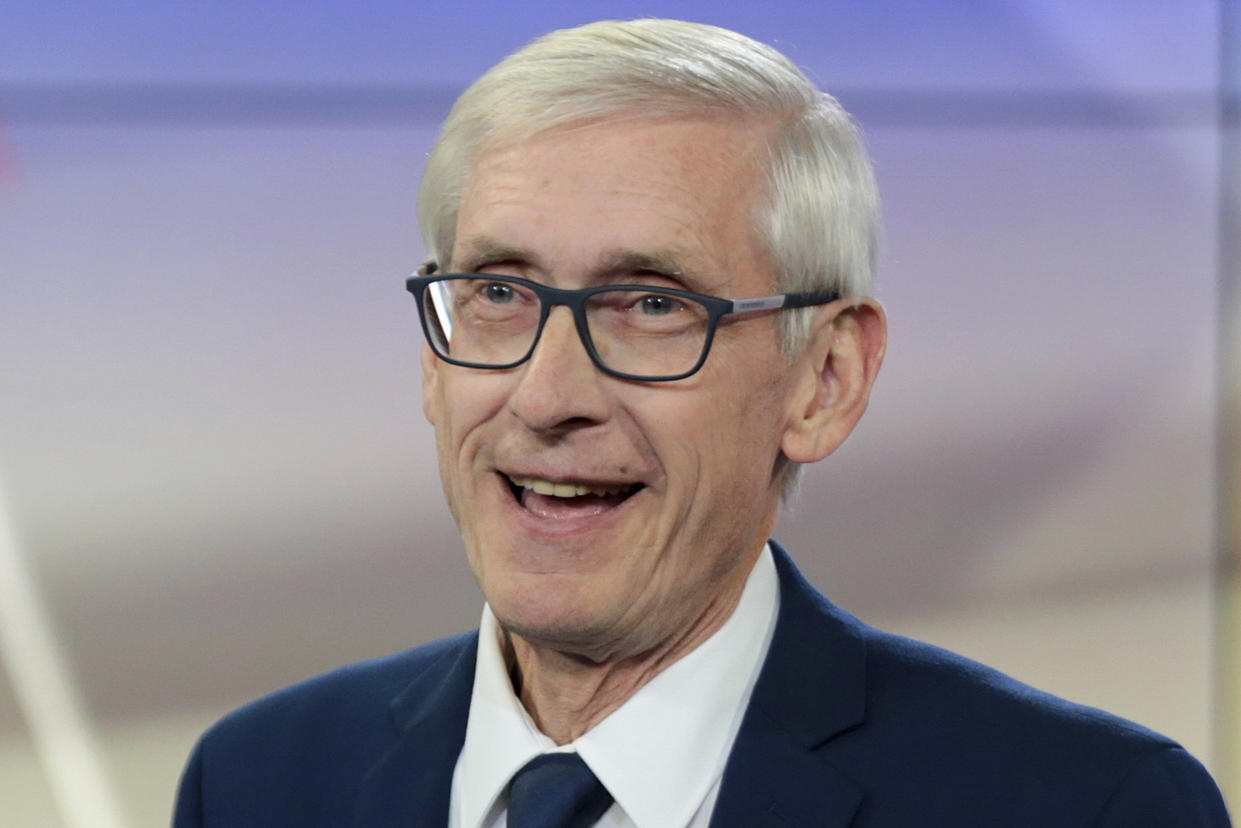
[509,476,632,498]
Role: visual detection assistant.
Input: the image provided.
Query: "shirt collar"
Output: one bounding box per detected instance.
[451,602,556,828]
[452,544,780,828]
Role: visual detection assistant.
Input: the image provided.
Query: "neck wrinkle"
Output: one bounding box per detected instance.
[503,571,751,745]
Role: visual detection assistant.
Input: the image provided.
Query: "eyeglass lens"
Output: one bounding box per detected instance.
[421,277,713,378]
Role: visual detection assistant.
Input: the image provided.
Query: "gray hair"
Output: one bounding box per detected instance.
[417,19,880,496]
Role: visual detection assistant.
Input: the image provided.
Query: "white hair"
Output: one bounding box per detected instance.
[417,19,880,496]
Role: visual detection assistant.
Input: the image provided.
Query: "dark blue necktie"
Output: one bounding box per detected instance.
[507,752,614,828]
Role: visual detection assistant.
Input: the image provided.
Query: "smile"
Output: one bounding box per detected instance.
[507,476,638,498]
[501,473,643,519]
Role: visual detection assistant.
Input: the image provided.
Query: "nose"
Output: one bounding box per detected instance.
[507,306,612,433]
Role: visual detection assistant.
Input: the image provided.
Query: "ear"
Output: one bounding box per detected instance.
[421,342,442,426]
[781,298,886,464]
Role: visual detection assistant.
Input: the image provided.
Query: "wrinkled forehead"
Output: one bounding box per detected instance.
[451,116,780,292]
[456,113,778,252]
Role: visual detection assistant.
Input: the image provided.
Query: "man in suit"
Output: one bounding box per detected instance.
[175,19,1232,826]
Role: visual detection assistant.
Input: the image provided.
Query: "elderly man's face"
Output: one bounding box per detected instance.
[423,116,803,660]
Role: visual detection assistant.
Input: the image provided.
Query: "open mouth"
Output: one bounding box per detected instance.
[502,473,643,519]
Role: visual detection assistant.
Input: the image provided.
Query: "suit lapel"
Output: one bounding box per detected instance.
[710,543,867,828]
[709,716,863,827]
[350,633,479,828]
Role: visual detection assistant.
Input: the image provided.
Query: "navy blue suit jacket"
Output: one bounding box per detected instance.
[174,543,1231,826]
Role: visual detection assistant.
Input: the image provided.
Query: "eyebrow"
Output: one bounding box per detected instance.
[450,237,539,274]
[592,250,730,296]
[594,250,684,276]
[449,239,723,294]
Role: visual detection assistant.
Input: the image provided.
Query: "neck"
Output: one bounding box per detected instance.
[502,554,757,745]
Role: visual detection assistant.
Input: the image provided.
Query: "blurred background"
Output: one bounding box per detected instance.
[1,1,1237,825]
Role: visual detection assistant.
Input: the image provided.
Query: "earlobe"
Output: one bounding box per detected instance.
[781,298,887,464]
[421,343,441,425]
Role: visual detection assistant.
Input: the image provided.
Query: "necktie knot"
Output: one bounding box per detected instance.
[507,752,614,828]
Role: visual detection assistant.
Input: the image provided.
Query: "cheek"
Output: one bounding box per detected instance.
[441,373,508,441]
[433,374,512,497]
[650,384,781,508]
[696,358,789,488]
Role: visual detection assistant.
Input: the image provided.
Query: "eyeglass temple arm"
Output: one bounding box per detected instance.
[729,290,840,314]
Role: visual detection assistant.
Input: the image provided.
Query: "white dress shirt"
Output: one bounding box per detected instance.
[448,545,780,828]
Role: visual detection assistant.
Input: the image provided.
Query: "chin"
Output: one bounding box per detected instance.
[488,581,623,655]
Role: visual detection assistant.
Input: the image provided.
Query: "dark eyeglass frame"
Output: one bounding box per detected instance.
[405,264,841,382]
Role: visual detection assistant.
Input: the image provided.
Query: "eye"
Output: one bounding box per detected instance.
[482,282,515,303]
[639,293,684,315]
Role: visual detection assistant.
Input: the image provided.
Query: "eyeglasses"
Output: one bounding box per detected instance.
[406,268,840,382]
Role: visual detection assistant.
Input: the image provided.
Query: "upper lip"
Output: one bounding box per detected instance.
[498,468,644,492]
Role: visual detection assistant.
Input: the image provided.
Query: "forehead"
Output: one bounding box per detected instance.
[453,116,776,292]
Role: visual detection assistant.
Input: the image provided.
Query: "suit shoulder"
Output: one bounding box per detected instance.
[201,631,475,753]
[764,542,1231,825]
[841,621,1233,822]
[859,622,1172,749]
[782,605,1228,824]
[175,631,478,826]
